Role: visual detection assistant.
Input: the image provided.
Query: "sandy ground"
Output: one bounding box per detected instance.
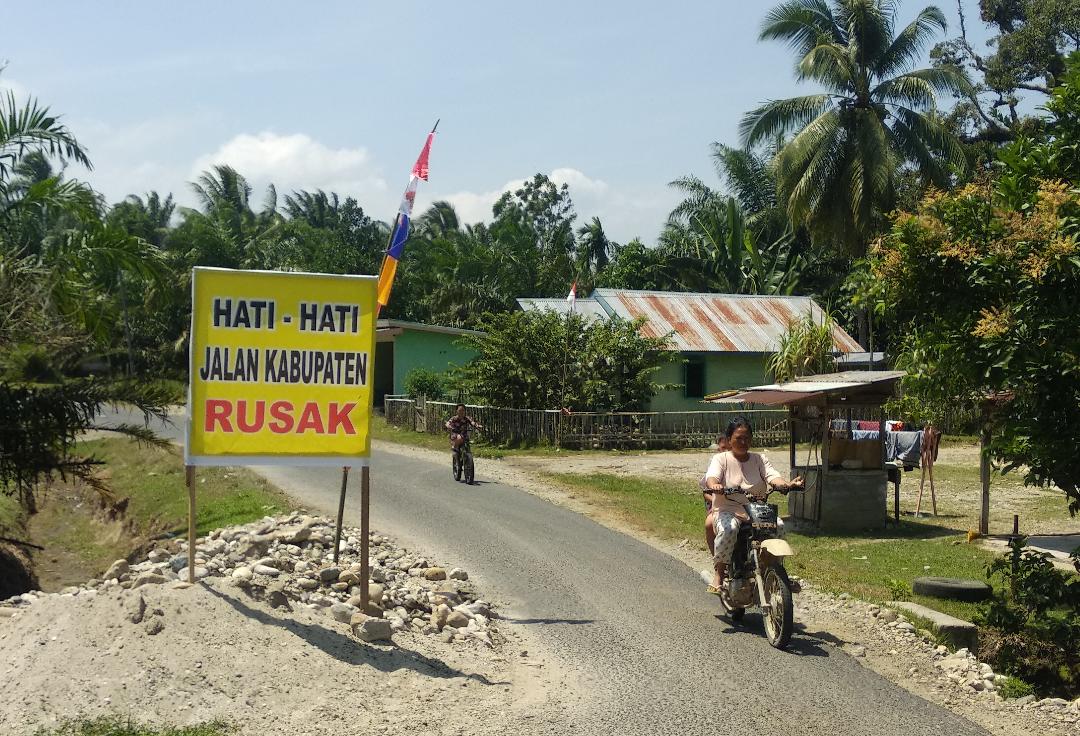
[0,580,570,736]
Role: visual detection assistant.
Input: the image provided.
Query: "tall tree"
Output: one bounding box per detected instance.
[933,0,1080,142]
[865,53,1080,513]
[490,174,577,296]
[742,0,970,256]
[575,216,613,287]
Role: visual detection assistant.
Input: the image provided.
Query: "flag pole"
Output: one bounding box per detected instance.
[375,212,401,319]
[556,276,577,449]
[365,119,438,613]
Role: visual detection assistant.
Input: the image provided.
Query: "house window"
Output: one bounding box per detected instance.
[685,359,705,398]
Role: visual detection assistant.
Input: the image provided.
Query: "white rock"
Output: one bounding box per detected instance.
[252,564,280,577]
[330,603,358,624]
[232,567,253,580]
[103,560,129,581]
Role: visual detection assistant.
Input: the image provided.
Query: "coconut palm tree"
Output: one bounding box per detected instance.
[415,200,461,237]
[741,0,970,255]
[0,90,89,180]
[576,216,613,283]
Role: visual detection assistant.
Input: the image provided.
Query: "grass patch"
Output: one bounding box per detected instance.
[35,716,230,736]
[785,532,999,621]
[144,378,186,404]
[545,469,1002,621]
[0,490,25,537]
[548,472,706,540]
[76,438,295,537]
[371,415,569,459]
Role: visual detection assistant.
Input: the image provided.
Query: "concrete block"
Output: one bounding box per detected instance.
[791,467,888,532]
[888,601,978,652]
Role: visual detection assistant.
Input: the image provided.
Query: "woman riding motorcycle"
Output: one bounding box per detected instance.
[705,417,803,594]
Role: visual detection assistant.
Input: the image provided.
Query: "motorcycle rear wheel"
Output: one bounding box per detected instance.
[762,564,794,649]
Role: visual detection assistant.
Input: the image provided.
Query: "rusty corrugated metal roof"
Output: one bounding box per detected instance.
[515,298,608,321]
[591,289,862,354]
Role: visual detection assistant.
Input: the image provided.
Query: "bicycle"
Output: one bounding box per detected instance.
[452,430,477,485]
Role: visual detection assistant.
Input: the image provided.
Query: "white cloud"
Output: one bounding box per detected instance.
[190,132,388,203]
[550,167,609,196]
[439,167,609,226]
[435,167,672,243]
[63,113,212,206]
[0,75,28,100]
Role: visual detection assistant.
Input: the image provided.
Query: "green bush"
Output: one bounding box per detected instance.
[403,368,445,400]
[34,716,230,736]
[998,676,1035,700]
[887,578,912,601]
[976,537,1080,698]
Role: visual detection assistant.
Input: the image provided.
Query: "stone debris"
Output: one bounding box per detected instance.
[0,513,493,651]
[798,584,1078,735]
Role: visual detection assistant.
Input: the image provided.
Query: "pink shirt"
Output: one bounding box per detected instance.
[704,451,781,515]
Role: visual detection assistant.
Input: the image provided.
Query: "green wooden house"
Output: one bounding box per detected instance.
[517,289,862,412]
[374,320,480,403]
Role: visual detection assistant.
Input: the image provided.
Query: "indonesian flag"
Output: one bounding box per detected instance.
[376,122,438,308]
[566,280,577,311]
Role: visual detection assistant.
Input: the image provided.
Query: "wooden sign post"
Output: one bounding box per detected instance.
[333,467,350,564]
[360,466,371,612]
[185,465,196,584]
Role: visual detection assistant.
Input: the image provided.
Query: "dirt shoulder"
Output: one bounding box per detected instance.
[0,513,573,736]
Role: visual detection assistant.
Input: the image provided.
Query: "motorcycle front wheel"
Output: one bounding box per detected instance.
[452,451,462,481]
[762,564,794,649]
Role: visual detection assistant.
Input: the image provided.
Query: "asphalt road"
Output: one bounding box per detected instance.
[123,410,986,735]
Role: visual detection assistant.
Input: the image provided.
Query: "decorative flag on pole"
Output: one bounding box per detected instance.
[376,122,438,308]
[566,279,577,312]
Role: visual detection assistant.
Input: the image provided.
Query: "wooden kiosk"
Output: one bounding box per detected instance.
[710,371,905,533]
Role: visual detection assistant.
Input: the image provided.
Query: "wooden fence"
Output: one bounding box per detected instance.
[383,397,789,449]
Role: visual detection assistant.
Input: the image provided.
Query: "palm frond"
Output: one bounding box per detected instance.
[875,6,947,78]
[797,42,857,91]
[759,0,843,55]
[0,92,91,180]
[740,94,835,148]
[889,105,969,182]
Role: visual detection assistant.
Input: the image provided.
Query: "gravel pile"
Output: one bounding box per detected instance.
[3,513,497,648]
[0,515,568,736]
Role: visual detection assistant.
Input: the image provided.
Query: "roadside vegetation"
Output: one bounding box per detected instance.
[34,717,230,736]
[19,437,294,591]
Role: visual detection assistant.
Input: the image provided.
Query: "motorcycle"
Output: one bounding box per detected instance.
[715,486,803,649]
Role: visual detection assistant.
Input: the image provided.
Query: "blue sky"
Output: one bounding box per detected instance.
[2,1,993,243]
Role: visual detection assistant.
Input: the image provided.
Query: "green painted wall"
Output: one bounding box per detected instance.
[647,353,769,412]
[392,329,477,396]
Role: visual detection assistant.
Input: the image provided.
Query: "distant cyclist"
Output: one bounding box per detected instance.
[445,403,483,449]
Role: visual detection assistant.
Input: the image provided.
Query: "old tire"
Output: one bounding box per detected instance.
[912,577,992,602]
